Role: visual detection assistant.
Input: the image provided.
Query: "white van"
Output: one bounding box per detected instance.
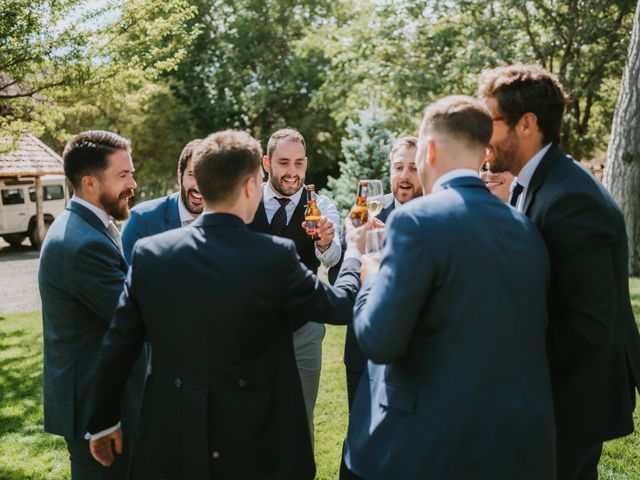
[0,175,69,247]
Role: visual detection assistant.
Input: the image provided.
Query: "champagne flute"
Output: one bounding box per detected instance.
[364,179,384,217]
[365,227,385,254]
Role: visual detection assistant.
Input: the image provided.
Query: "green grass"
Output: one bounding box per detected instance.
[2,281,640,478]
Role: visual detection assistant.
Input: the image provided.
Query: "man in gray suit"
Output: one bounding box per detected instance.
[344,96,556,479]
[39,130,145,479]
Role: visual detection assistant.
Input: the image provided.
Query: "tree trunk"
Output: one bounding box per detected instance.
[604,0,640,276]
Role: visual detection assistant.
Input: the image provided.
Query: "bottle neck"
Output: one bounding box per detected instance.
[356,185,367,206]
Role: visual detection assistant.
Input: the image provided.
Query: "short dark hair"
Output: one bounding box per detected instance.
[178,139,203,177]
[477,64,568,145]
[266,128,306,159]
[192,130,262,204]
[63,130,131,189]
[422,95,493,148]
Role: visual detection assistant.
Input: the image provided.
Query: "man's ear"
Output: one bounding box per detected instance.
[426,138,437,166]
[517,112,538,139]
[177,168,182,185]
[80,175,97,194]
[262,155,270,174]
[244,174,256,199]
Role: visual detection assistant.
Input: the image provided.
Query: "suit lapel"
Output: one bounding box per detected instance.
[166,192,182,230]
[67,202,127,267]
[523,144,563,215]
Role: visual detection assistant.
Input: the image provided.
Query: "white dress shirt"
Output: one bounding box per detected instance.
[510,143,552,212]
[263,183,341,268]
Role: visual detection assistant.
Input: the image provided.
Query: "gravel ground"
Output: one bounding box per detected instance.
[0,237,41,314]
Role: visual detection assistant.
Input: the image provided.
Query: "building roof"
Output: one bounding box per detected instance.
[0,132,64,177]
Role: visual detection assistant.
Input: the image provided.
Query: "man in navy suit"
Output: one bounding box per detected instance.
[478,64,640,480]
[337,135,422,412]
[39,130,145,479]
[121,139,202,263]
[86,130,366,479]
[344,96,556,479]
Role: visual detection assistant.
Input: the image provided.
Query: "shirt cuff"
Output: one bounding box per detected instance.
[315,237,341,267]
[344,247,362,262]
[85,421,121,441]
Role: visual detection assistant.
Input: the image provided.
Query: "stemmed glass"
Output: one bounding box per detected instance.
[363,179,384,218]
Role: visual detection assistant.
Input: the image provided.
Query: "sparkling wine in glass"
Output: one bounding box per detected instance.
[364,179,384,217]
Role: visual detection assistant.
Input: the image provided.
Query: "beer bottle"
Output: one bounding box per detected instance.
[350,180,369,227]
[304,184,321,240]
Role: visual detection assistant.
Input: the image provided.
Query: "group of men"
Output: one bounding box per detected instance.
[38,62,640,480]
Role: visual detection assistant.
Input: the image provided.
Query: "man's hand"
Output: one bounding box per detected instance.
[345,216,385,254]
[360,253,382,282]
[312,216,335,251]
[89,427,123,467]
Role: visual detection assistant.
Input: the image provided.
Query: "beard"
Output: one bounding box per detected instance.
[488,131,519,174]
[180,184,203,215]
[101,188,135,221]
[270,174,304,197]
[392,182,421,203]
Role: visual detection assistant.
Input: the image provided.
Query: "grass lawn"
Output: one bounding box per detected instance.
[2,279,640,478]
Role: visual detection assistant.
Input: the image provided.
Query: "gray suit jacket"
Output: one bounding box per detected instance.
[345,176,556,479]
[38,200,145,438]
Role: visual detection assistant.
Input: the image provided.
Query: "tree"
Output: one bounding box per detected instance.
[323,102,396,216]
[604,0,640,276]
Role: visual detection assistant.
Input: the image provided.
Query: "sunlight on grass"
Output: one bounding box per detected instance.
[2,279,640,478]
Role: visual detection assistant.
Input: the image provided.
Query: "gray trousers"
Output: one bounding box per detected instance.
[293,321,326,443]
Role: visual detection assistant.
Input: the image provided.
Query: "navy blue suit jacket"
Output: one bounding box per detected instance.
[121,191,182,263]
[524,145,640,444]
[344,176,556,479]
[87,213,361,479]
[38,201,145,439]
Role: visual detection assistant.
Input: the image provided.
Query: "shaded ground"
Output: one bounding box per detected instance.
[0,238,41,314]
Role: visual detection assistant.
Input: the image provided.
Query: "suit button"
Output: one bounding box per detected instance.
[212,451,220,459]
[237,378,247,387]
[174,378,182,388]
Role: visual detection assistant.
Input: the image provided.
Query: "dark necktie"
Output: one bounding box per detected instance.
[509,182,524,208]
[271,197,290,235]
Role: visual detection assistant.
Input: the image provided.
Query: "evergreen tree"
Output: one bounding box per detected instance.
[323,102,396,217]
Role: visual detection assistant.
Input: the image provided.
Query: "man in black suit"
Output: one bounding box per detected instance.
[332,135,422,410]
[478,64,640,480]
[86,130,365,479]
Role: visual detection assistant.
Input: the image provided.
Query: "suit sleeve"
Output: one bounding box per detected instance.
[542,191,617,367]
[121,210,145,264]
[87,246,146,433]
[70,239,127,323]
[283,241,360,328]
[354,210,434,364]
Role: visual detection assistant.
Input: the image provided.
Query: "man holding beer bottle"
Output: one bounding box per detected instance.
[248,128,341,442]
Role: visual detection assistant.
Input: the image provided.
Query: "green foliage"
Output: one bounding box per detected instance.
[323,102,396,216]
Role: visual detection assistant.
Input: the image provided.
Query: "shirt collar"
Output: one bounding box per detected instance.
[515,143,552,189]
[432,168,479,192]
[264,182,304,206]
[177,193,196,224]
[71,195,111,228]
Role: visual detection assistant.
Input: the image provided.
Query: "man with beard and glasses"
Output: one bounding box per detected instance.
[121,139,203,263]
[248,128,341,442]
[478,64,640,480]
[39,130,146,479]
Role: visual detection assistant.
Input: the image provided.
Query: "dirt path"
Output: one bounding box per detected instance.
[0,238,41,314]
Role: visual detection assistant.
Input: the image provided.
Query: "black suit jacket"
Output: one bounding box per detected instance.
[524,144,640,443]
[87,213,360,480]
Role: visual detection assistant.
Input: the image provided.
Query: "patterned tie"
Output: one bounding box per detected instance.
[107,221,124,255]
[509,182,524,208]
[271,198,291,235]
